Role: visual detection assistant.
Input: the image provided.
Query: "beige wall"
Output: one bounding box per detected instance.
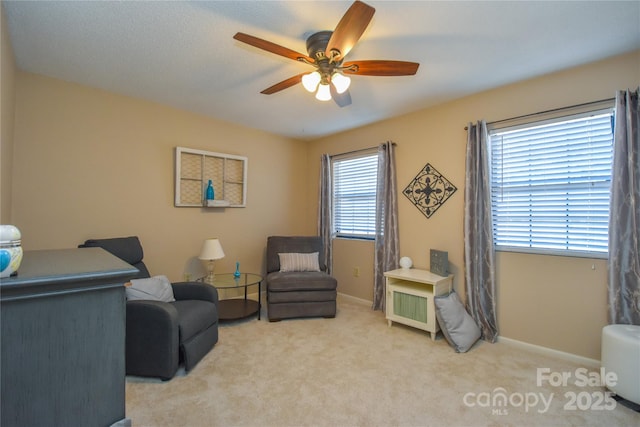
[1,5,16,223]
[11,72,312,280]
[4,16,638,360]
[307,50,640,359]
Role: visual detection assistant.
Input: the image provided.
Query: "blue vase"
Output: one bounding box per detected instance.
[234,261,241,278]
[206,180,214,200]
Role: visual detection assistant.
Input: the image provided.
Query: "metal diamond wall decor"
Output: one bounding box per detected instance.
[403,163,457,218]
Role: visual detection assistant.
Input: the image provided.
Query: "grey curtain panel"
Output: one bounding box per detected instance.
[318,154,333,275]
[464,121,498,342]
[608,87,640,325]
[373,142,399,311]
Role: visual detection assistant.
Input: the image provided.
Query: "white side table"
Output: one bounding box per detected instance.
[384,268,453,340]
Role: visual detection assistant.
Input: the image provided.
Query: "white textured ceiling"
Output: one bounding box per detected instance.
[4,1,640,140]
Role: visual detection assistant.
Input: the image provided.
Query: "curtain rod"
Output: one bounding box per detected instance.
[330,142,397,158]
[463,97,615,130]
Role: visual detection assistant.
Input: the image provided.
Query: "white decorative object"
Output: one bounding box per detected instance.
[399,256,413,269]
[0,225,23,278]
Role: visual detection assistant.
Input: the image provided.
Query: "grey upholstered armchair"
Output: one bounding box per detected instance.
[266,236,337,321]
[79,236,219,380]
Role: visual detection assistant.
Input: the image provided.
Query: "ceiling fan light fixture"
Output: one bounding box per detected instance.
[234,1,419,107]
[331,72,351,94]
[302,71,321,92]
[315,83,332,101]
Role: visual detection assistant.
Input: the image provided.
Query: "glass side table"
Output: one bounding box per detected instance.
[209,273,262,321]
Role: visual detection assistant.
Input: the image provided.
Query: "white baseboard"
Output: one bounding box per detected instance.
[498,336,600,368]
[337,292,373,307]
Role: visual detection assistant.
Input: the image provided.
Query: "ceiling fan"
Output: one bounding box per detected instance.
[233,0,419,107]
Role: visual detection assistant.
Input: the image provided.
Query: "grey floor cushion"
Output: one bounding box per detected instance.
[434,291,481,352]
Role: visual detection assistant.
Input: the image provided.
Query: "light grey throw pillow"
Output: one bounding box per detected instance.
[434,291,481,353]
[278,252,320,272]
[126,275,175,302]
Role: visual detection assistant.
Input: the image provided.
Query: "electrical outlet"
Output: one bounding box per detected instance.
[353,267,360,277]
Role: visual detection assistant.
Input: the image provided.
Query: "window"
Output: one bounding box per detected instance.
[332,151,379,239]
[490,108,614,258]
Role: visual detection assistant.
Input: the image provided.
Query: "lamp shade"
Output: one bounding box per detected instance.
[315,83,332,101]
[331,72,351,94]
[302,71,321,92]
[198,238,225,261]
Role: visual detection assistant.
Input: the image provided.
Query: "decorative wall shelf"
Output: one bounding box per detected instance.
[175,147,248,207]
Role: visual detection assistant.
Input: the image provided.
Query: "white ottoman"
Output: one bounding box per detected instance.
[601,324,640,405]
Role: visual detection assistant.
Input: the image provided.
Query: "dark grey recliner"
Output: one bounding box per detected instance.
[266,236,337,321]
[79,236,218,380]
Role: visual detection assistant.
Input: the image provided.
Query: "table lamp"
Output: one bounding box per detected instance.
[199,238,225,283]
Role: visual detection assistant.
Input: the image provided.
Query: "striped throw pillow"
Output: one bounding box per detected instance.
[278,252,320,272]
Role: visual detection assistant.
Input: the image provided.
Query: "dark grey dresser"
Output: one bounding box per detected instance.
[0,248,138,427]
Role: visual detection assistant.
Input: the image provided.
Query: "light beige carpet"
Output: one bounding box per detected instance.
[126,297,639,426]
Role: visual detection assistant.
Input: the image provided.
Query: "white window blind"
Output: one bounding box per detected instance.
[490,109,613,257]
[332,152,378,239]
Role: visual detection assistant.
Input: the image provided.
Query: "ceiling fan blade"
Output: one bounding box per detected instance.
[326,1,375,62]
[342,60,419,76]
[234,32,314,63]
[330,85,352,108]
[260,73,306,95]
